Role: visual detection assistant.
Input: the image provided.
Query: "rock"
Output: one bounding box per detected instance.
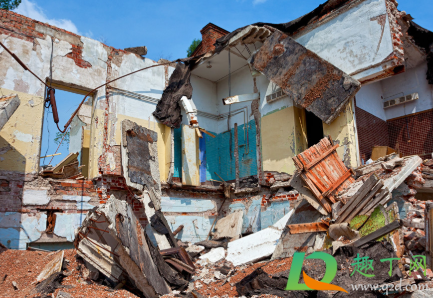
[199,247,226,263]
[12,281,18,290]
[418,237,426,249]
[57,291,72,298]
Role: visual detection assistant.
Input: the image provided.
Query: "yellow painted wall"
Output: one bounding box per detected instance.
[88,108,105,179]
[323,100,359,168]
[0,88,44,174]
[262,102,358,174]
[261,106,308,174]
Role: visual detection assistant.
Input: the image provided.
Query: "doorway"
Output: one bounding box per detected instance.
[40,85,93,178]
[305,110,324,147]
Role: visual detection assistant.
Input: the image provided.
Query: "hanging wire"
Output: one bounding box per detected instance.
[0,40,175,133]
[48,127,70,166]
[42,38,55,166]
[42,109,51,165]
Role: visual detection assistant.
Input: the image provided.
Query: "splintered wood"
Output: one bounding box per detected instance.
[293,136,354,213]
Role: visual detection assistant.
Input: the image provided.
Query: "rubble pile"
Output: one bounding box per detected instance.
[3,135,433,297]
[0,249,139,298]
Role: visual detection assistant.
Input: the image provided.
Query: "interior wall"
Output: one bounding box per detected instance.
[355,81,386,120]
[261,105,307,174]
[382,63,433,120]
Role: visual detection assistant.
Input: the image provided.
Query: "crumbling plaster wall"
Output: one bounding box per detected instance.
[1,10,175,182]
[161,189,297,243]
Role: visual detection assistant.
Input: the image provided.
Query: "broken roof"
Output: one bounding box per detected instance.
[153,1,362,127]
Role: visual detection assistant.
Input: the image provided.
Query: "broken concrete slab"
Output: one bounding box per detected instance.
[0,94,20,131]
[199,247,226,264]
[226,210,293,266]
[36,250,64,283]
[121,119,162,199]
[328,223,360,241]
[124,46,147,56]
[248,30,361,124]
[271,199,325,260]
[212,209,243,240]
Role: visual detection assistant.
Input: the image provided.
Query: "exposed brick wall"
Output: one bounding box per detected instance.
[66,44,92,68]
[192,23,229,56]
[98,145,122,176]
[0,10,131,74]
[385,0,405,65]
[355,106,389,161]
[388,109,433,158]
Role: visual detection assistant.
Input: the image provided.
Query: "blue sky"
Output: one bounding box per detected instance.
[15,0,433,62]
[12,0,433,167]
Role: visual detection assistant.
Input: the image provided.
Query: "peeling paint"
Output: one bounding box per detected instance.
[14,130,33,143]
[54,213,87,241]
[22,189,50,205]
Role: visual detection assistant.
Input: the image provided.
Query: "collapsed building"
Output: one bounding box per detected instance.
[1,0,433,296]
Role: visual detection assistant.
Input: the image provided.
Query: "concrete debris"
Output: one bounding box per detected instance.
[328,222,360,241]
[199,247,226,264]
[124,46,148,56]
[75,196,181,297]
[226,210,293,266]
[0,94,20,131]
[211,209,243,240]
[12,281,18,290]
[36,250,64,282]
[40,152,82,178]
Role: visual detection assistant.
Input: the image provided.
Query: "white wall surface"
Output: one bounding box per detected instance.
[382,63,433,120]
[355,81,386,120]
[295,0,393,77]
[355,62,433,120]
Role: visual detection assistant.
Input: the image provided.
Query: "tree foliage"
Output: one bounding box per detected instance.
[54,131,70,147]
[187,38,201,57]
[0,0,21,10]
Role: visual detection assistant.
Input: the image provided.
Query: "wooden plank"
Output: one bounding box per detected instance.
[300,173,332,213]
[323,170,352,197]
[360,188,390,216]
[335,174,379,224]
[287,222,329,234]
[178,247,195,268]
[165,258,194,274]
[353,220,402,248]
[305,144,339,170]
[343,181,384,224]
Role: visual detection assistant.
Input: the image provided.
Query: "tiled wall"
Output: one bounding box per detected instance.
[355,105,390,161]
[388,109,433,157]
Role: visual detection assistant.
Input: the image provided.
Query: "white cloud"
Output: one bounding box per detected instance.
[253,0,268,4]
[14,0,79,34]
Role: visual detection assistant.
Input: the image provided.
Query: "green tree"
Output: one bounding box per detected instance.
[54,131,70,147]
[187,38,201,57]
[0,0,21,10]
